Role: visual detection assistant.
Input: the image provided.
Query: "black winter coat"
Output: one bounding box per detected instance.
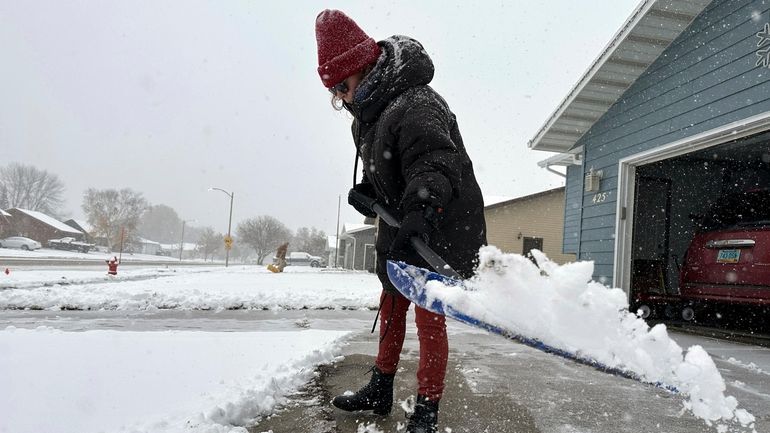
[347,36,486,289]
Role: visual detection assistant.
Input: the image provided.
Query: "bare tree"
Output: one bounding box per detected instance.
[0,163,65,216]
[197,227,222,262]
[293,227,328,257]
[82,188,148,250]
[236,215,291,264]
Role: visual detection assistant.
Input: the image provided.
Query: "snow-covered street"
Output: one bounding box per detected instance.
[1,263,769,433]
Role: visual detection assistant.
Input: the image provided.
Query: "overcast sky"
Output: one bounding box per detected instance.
[0,0,639,237]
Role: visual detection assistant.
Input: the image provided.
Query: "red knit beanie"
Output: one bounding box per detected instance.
[315,9,382,88]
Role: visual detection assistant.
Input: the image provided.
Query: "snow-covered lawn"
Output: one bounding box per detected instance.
[0,326,349,433]
[0,266,382,310]
[0,267,378,433]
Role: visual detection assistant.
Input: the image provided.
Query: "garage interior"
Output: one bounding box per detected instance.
[630,130,770,307]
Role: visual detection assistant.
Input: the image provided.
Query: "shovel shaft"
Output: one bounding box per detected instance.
[349,190,462,279]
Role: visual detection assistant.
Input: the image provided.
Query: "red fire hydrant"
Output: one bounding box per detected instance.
[106,257,119,276]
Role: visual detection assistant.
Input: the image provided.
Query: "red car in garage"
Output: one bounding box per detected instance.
[679,188,770,318]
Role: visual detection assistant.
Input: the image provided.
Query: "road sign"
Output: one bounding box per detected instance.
[224,235,233,250]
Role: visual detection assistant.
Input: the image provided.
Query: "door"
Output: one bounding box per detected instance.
[631,176,672,294]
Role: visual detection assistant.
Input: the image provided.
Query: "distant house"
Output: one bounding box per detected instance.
[5,208,83,243]
[484,188,576,265]
[327,235,338,268]
[0,210,11,237]
[160,242,198,259]
[136,238,162,255]
[339,223,376,272]
[63,219,94,241]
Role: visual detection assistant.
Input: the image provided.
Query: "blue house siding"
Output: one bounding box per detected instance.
[562,164,583,254]
[572,0,770,281]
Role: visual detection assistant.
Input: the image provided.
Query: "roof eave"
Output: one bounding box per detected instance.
[527,0,710,153]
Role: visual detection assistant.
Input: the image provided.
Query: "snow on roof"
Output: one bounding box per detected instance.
[1,209,10,217]
[14,208,82,234]
[484,195,515,207]
[72,219,93,233]
[342,223,374,235]
[159,242,198,251]
[137,237,161,246]
[485,187,565,210]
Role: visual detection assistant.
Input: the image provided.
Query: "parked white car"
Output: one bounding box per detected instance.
[0,236,42,251]
[284,252,326,267]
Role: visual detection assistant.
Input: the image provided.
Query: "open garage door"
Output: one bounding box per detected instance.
[615,114,770,320]
[630,132,770,319]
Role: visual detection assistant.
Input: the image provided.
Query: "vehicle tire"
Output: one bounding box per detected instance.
[21,245,29,251]
[310,261,320,268]
[681,306,695,322]
[637,304,652,319]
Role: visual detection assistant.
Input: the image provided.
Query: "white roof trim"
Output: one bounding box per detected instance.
[342,224,375,235]
[537,147,584,168]
[528,0,710,153]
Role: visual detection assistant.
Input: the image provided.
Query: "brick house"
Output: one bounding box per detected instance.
[5,208,84,243]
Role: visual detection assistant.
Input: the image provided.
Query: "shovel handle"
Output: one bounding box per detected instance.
[349,190,462,279]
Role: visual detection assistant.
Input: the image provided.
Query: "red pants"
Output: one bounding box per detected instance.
[374,290,448,401]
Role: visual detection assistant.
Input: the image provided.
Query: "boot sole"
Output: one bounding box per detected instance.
[331,400,392,416]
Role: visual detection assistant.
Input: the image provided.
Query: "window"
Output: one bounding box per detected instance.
[522,236,543,263]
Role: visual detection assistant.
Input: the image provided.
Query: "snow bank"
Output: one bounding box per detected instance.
[0,266,215,290]
[0,326,350,433]
[0,267,382,311]
[421,246,755,431]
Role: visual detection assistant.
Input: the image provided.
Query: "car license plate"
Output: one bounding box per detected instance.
[717,249,740,263]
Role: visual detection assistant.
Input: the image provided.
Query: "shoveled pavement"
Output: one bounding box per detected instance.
[249,310,769,433]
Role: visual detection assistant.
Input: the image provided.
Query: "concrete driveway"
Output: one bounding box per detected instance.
[252,310,769,433]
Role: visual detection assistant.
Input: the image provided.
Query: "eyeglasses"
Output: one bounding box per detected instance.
[329,80,349,95]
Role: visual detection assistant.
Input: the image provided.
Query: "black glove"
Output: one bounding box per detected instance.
[348,182,378,218]
[389,210,434,256]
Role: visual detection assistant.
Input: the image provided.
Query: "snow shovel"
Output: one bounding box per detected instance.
[349,189,681,394]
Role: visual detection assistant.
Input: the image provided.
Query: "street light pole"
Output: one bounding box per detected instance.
[226,192,233,267]
[179,220,186,261]
[208,187,234,267]
[335,194,341,268]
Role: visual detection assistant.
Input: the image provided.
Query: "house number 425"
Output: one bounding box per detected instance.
[592,192,610,204]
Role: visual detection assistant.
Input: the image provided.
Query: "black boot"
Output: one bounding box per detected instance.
[331,366,394,415]
[406,395,439,433]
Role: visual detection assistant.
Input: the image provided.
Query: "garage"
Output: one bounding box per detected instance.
[617,120,770,321]
[630,126,770,318]
[528,0,770,328]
